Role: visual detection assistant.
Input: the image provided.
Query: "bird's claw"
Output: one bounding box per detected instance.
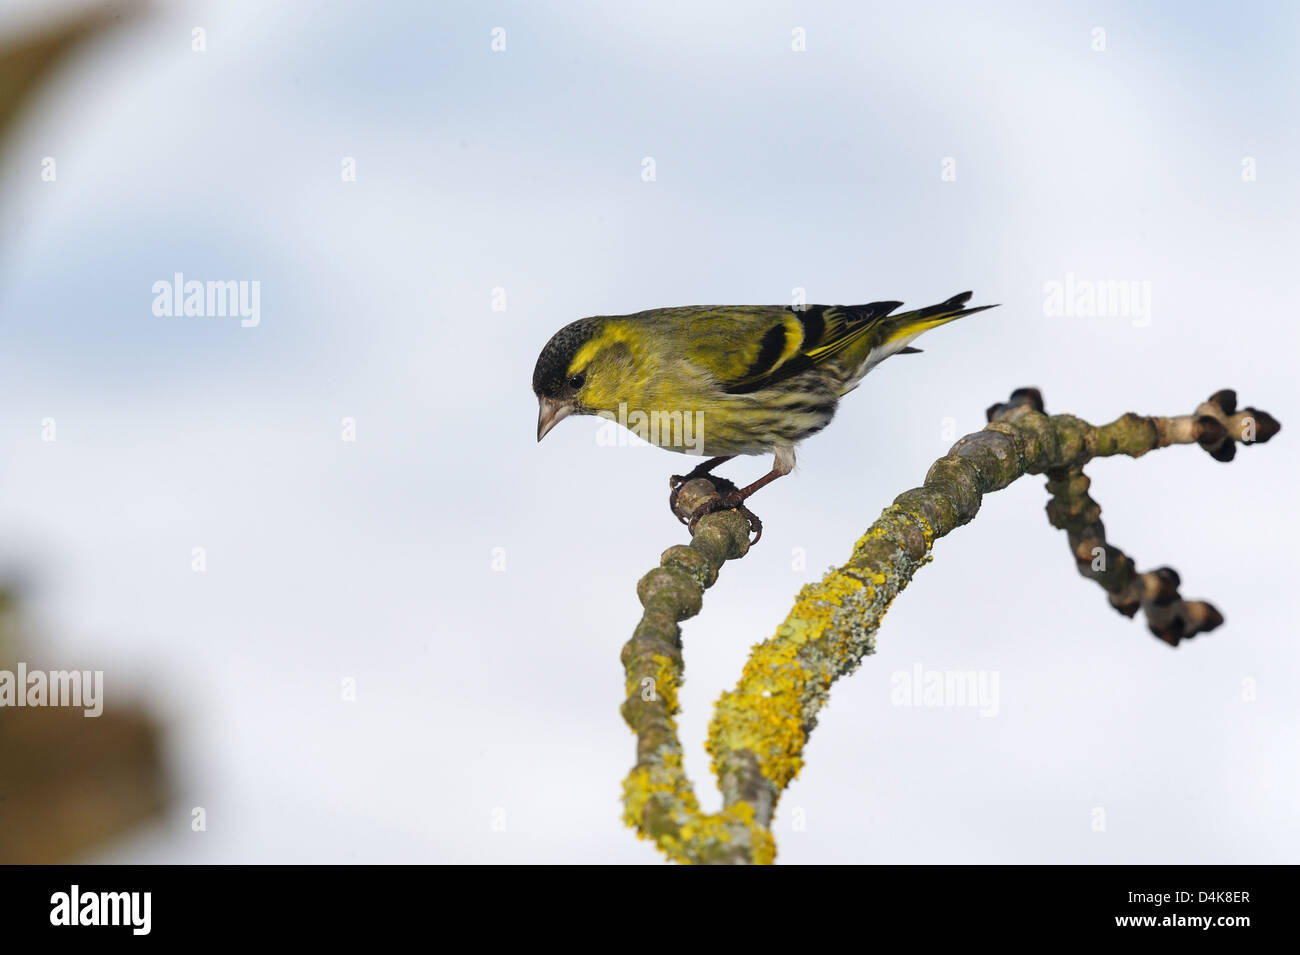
[668,472,690,516]
[686,492,763,545]
[669,470,762,544]
[669,472,736,523]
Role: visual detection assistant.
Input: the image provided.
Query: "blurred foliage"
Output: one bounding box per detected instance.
[0,4,166,863]
[0,584,169,863]
[0,702,167,863]
[0,1,141,149]
[0,585,14,661]
[0,583,169,863]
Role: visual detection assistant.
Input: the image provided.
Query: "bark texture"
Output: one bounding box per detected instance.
[620,388,1280,864]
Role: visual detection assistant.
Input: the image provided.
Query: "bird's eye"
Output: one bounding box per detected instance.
[567,372,585,391]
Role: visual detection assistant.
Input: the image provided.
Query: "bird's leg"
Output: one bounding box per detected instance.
[668,455,735,518]
[685,448,795,545]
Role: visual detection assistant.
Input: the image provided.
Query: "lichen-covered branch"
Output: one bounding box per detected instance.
[992,387,1279,645]
[620,388,1280,864]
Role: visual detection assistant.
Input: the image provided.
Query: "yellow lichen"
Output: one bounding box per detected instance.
[627,484,943,863]
[704,507,937,809]
[624,652,681,716]
[622,750,699,840]
[730,801,777,865]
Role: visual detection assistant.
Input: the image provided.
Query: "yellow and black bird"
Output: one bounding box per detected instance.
[533,291,996,541]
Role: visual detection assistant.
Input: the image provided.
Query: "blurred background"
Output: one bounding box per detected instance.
[0,0,1295,863]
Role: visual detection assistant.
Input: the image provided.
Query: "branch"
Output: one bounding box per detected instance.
[991,387,1278,645]
[619,388,1280,864]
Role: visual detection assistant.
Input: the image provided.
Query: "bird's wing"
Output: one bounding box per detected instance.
[704,301,904,395]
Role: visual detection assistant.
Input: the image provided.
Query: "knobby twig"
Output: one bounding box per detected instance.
[619,388,1280,864]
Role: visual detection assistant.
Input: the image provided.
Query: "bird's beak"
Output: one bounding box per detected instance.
[536,396,573,442]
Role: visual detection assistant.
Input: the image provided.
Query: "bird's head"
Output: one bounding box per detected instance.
[532,317,635,441]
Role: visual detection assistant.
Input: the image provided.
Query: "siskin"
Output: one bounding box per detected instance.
[533,291,996,541]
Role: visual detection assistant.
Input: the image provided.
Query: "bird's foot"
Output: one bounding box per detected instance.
[670,473,737,525]
[668,475,688,515]
[669,463,720,514]
[686,490,763,545]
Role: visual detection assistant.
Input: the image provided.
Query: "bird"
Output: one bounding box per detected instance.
[533,291,996,542]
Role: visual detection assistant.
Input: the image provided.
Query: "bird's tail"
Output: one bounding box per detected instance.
[835,291,997,394]
[881,291,998,348]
